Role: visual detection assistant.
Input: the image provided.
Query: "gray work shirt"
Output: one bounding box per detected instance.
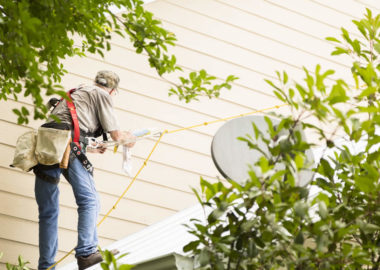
[48,84,120,134]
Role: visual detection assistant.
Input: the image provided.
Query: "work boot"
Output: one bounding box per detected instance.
[77,249,119,270]
[77,251,102,270]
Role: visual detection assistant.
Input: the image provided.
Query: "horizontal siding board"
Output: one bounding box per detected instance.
[66,44,279,116]
[94,169,197,207]
[107,35,281,103]
[356,0,380,11]
[0,164,158,228]
[0,237,75,269]
[162,22,355,88]
[75,53,261,115]
[264,0,361,27]
[160,0,336,59]
[157,43,280,91]
[0,190,146,241]
[163,32,312,84]
[0,167,186,221]
[310,0,369,17]
[150,0,352,74]
[87,33,293,110]
[108,32,279,92]
[217,0,358,38]
[0,100,45,130]
[0,214,114,252]
[74,54,280,113]
[89,147,218,184]
[0,165,175,228]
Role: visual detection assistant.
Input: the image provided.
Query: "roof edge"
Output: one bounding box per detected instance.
[132,253,193,270]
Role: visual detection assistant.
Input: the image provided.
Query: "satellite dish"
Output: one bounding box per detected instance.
[211,115,314,185]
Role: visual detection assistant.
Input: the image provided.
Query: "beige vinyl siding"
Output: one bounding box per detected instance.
[357,0,380,11]
[0,0,378,269]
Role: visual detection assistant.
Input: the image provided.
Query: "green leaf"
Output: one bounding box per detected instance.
[200,177,215,196]
[191,187,203,205]
[283,71,288,84]
[317,158,334,179]
[199,249,210,266]
[183,240,200,252]
[326,83,349,105]
[248,169,261,187]
[294,154,304,169]
[265,79,281,91]
[216,243,230,255]
[325,37,341,43]
[259,156,270,173]
[358,220,380,233]
[215,260,225,270]
[118,265,134,270]
[199,69,207,78]
[374,42,380,54]
[294,201,308,218]
[318,201,328,219]
[294,231,304,244]
[227,178,243,192]
[268,170,285,185]
[316,234,329,252]
[312,193,330,207]
[331,47,349,56]
[354,175,376,193]
[208,208,225,224]
[247,239,258,257]
[21,106,29,116]
[100,262,110,270]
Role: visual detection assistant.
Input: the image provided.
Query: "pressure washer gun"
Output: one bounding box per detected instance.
[85,128,162,176]
[86,128,162,151]
[113,128,162,153]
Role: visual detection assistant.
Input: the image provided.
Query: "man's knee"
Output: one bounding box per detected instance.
[76,190,99,209]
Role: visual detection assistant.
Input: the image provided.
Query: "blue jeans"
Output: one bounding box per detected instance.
[34,158,100,270]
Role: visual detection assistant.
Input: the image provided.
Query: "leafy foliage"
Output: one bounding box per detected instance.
[184,9,380,270]
[169,71,238,103]
[0,252,30,270]
[1,0,236,124]
[99,249,134,270]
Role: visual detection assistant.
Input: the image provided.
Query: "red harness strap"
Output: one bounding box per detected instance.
[66,89,81,149]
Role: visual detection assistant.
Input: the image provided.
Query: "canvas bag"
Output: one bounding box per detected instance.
[11,130,38,172]
[34,127,71,165]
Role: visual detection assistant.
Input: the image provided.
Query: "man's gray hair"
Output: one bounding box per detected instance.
[95,70,120,90]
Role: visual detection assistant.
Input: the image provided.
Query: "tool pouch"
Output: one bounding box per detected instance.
[11,130,38,172]
[35,127,71,165]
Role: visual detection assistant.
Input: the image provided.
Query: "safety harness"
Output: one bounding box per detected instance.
[66,89,94,174]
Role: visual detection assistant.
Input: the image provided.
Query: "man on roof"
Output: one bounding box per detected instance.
[34,70,136,270]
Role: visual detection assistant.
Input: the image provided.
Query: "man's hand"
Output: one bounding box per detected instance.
[110,130,137,148]
[87,143,107,154]
[122,131,137,148]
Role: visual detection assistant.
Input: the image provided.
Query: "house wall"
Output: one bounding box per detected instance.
[0,0,377,268]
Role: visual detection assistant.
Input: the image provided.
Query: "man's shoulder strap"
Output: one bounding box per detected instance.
[66,89,81,149]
